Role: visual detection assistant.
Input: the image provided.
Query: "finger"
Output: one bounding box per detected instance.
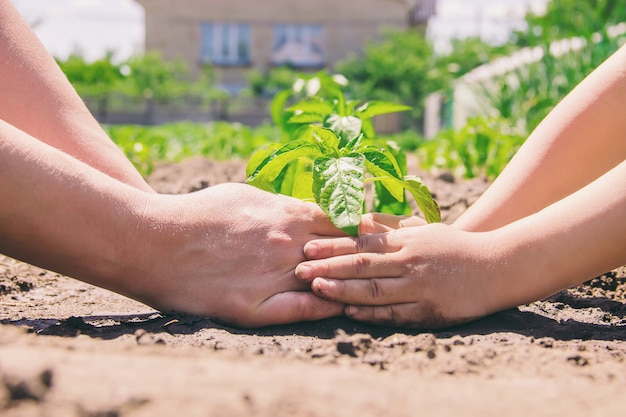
[360,213,427,235]
[360,213,408,233]
[398,216,427,228]
[359,213,398,234]
[296,251,404,282]
[249,291,344,327]
[311,277,411,305]
[344,303,427,328]
[303,232,399,260]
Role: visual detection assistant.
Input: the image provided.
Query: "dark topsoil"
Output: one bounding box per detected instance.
[1,156,624,417]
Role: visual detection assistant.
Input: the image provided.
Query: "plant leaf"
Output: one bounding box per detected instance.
[311,126,341,153]
[287,99,334,115]
[357,101,412,118]
[274,159,309,196]
[291,171,315,200]
[326,114,362,146]
[402,175,441,223]
[287,112,325,124]
[313,154,365,236]
[271,89,292,131]
[372,181,411,215]
[245,142,282,178]
[246,140,322,193]
[362,148,405,202]
[344,133,363,153]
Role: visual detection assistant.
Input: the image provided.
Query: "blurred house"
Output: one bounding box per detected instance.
[134,0,437,92]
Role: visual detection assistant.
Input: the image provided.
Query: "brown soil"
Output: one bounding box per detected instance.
[1,155,625,417]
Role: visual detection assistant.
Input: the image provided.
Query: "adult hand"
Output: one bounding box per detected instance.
[132,183,346,328]
[295,223,498,328]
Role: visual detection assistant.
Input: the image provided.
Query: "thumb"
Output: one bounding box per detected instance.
[251,291,344,326]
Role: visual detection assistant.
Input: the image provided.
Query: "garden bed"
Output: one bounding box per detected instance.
[1,156,624,416]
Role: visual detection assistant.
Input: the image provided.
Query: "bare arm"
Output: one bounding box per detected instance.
[294,45,626,328]
[0,0,152,191]
[454,44,626,231]
[295,160,626,328]
[0,119,344,327]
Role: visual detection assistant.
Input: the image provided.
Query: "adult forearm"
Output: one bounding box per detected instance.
[0,119,147,295]
[455,45,626,232]
[487,159,626,312]
[0,1,152,192]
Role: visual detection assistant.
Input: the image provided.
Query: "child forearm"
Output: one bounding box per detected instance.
[486,159,626,312]
[455,45,626,232]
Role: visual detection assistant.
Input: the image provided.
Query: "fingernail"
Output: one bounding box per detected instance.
[296,264,313,280]
[304,242,318,258]
[314,278,331,292]
[345,306,359,317]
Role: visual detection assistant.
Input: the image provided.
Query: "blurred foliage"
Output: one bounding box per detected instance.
[419,117,525,180]
[417,0,626,178]
[105,121,276,176]
[513,0,626,46]
[336,29,442,122]
[246,66,302,97]
[58,0,626,181]
[476,35,624,134]
[58,52,216,101]
[334,30,512,131]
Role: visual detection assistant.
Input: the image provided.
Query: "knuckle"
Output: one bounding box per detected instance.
[352,254,371,276]
[367,278,383,300]
[369,305,402,327]
[317,260,331,278]
[330,240,343,257]
[355,235,369,252]
[388,305,401,324]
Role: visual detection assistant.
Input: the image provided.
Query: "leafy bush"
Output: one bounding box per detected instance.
[59,52,216,103]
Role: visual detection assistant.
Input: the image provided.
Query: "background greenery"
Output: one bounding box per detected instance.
[59,0,625,180]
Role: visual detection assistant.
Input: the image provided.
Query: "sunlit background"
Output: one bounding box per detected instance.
[9,0,623,182]
[12,0,548,60]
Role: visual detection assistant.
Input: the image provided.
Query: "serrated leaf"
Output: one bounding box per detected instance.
[313,154,365,236]
[402,175,441,223]
[246,140,323,193]
[357,101,412,118]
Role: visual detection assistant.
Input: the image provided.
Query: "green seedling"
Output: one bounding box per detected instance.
[246,73,440,236]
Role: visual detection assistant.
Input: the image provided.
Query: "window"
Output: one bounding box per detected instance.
[272,24,325,68]
[200,23,250,66]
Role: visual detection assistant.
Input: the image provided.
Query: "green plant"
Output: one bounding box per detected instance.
[106,121,275,176]
[246,74,440,236]
[419,116,525,180]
